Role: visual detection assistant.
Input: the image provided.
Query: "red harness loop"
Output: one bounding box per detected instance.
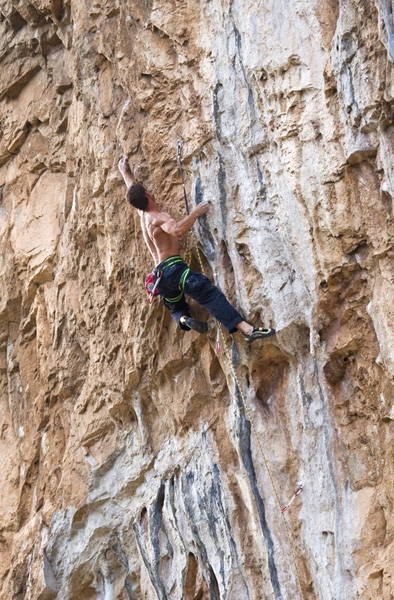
[145,270,162,304]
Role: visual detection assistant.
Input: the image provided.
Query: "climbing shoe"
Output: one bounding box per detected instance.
[181,317,208,334]
[243,327,276,343]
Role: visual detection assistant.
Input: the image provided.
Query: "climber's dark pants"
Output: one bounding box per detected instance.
[156,258,243,333]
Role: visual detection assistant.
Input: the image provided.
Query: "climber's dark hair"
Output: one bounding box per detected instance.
[126,183,149,211]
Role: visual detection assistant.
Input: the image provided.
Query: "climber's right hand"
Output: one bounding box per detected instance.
[194,201,209,216]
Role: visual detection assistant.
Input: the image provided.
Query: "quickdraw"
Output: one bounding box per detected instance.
[176,139,190,215]
[281,484,304,514]
[215,326,221,354]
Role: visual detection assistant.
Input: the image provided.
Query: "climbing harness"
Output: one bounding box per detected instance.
[164,266,190,303]
[145,256,191,304]
[175,140,305,600]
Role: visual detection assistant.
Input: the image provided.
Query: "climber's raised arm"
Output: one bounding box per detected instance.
[118,157,135,188]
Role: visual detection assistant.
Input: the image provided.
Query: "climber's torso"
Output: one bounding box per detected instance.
[140,210,180,265]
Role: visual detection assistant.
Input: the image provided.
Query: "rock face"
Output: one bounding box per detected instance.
[1,1,394,598]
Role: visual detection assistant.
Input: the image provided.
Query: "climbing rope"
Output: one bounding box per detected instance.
[176,141,305,600]
[176,139,190,215]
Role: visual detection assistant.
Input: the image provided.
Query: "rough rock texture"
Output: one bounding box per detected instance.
[1,1,394,599]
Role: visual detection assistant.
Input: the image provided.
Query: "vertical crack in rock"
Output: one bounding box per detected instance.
[211,463,251,599]
[256,159,267,201]
[194,464,227,596]
[233,24,255,120]
[150,482,170,599]
[379,0,394,61]
[217,153,228,233]
[235,389,283,599]
[195,174,216,261]
[111,537,139,600]
[181,469,225,600]
[342,63,360,118]
[213,83,228,231]
[133,516,164,600]
[313,359,344,598]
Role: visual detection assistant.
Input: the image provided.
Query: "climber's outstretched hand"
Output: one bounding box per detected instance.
[193,201,209,217]
[118,157,134,187]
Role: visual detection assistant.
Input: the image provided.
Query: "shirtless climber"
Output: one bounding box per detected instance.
[118,157,275,343]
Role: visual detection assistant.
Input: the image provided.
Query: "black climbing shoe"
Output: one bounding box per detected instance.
[243,327,276,343]
[181,317,208,334]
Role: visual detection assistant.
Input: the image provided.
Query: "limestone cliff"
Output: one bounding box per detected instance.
[1,1,394,599]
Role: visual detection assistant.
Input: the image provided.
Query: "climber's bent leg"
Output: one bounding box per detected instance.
[162,295,192,331]
[183,271,243,333]
[179,316,208,333]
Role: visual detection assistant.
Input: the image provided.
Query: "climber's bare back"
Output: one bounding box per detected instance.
[140,211,181,264]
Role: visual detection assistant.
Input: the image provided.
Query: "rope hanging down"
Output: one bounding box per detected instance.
[176,140,190,215]
[176,140,305,600]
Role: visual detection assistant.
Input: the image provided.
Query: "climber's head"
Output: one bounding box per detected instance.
[126,183,150,211]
